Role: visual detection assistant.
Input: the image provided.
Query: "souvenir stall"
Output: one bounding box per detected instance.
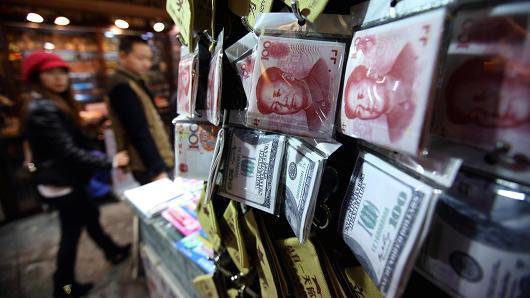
[125,0,530,297]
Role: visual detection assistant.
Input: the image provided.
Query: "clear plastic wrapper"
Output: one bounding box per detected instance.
[359,0,482,27]
[362,142,463,188]
[430,136,530,186]
[432,2,530,162]
[280,138,327,243]
[247,34,346,139]
[173,115,220,180]
[177,50,199,117]
[339,151,439,297]
[339,8,446,155]
[418,171,530,298]
[218,127,286,214]
[206,30,224,126]
[225,32,259,101]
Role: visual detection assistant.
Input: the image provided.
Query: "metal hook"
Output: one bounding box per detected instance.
[291,0,306,26]
[176,33,187,46]
[484,142,530,170]
[241,16,253,32]
[390,0,401,7]
[202,30,216,45]
[313,204,330,230]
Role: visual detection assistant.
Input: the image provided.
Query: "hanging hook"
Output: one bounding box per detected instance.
[241,16,253,32]
[484,141,530,170]
[291,0,306,26]
[176,33,187,46]
[202,30,216,45]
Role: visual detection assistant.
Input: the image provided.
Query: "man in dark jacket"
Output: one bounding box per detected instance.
[107,36,174,185]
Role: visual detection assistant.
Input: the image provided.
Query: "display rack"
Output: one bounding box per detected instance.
[127,1,530,298]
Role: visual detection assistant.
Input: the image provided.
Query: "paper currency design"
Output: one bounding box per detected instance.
[177,54,197,116]
[206,52,222,125]
[175,122,219,180]
[341,152,435,297]
[206,32,224,126]
[419,187,530,298]
[282,138,324,243]
[219,128,286,214]
[340,9,446,155]
[248,36,346,139]
[236,53,256,100]
[432,2,530,158]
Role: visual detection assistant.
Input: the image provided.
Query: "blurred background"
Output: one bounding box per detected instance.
[0,0,181,221]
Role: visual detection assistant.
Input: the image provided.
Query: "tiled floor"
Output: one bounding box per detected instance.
[0,201,148,298]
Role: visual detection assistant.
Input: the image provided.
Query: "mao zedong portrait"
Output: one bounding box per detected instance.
[255,58,332,131]
[343,43,417,143]
[446,57,530,129]
[178,63,191,110]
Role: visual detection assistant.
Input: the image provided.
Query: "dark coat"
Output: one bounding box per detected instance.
[25,98,110,187]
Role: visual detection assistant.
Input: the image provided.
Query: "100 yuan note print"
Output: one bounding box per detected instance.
[177,54,196,116]
[341,152,435,297]
[219,128,285,214]
[340,9,446,155]
[432,2,530,158]
[248,36,346,139]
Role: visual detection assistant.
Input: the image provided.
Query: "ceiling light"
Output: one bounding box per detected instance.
[43,42,55,50]
[27,13,44,23]
[114,19,129,29]
[153,22,165,32]
[110,27,122,35]
[54,16,70,26]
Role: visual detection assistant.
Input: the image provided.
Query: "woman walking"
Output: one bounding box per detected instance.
[22,51,131,298]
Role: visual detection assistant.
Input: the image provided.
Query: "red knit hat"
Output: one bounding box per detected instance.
[22,51,69,82]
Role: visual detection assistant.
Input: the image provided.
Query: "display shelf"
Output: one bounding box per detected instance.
[139,214,204,298]
[141,243,193,298]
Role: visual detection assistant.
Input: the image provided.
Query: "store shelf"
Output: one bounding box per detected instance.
[139,214,204,298]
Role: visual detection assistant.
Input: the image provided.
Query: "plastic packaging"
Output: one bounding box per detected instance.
[281,137,329,243]
[362,142,463,188]
[206,30,224,126]
[177,49,199,117]
[246,33,346,139]
[217,127,286,214]
[432,2,530,167]
[339,8,447,155]
[173,115,220,180]
[339,151,440,297]
[418,170,530,298]
[225,32,259,102]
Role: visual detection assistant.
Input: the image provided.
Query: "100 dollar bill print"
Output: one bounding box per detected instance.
[418,172,530,298]
[282,138,324,243]
[247,35,346,139]
[340,152,434,297]
[218,128,285,214]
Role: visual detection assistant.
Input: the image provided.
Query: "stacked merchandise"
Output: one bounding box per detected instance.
[165,0,530,297]
[125,177,216,296]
